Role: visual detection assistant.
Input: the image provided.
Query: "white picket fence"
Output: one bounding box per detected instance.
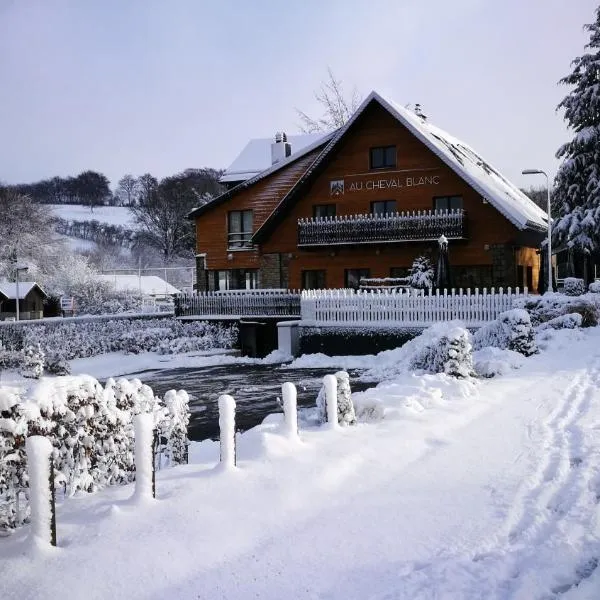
[300,287,528,326]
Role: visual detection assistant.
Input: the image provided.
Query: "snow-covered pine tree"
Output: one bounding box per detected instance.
[553,7,600,263]
[408,255,434,289]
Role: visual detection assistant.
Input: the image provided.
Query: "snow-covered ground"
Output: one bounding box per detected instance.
[49,204,137,228]
[1,327,600,598]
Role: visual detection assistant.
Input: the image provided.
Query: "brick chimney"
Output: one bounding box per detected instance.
[271,132,292,165]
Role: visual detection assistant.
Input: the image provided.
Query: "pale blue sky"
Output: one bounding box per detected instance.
[0,0,597,189]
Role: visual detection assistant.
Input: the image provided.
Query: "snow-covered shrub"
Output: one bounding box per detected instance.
[315,371,356,426]
[473,347,525,378]
[408,255,434,289]
[514,293,599,328]
[157,390,190,467]
[0,375,190,531]
[473,309,537,356]
[20,344,45,379]
[536,312,583,331]
[0,389,29,531]
[564,277,585,296]
[44,353,71,376]
[409,322,474,377]
[589,281,600,294]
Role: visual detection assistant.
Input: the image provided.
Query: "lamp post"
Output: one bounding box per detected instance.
[522,169,552,293]
[14,265,28,321]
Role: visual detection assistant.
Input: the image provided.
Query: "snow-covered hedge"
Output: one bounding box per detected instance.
[564,277,586,296]
[473,309,537,356]
[473,347,525,378]
[0,376,190,532]
[0,317,237,359]
[513,292,599,328]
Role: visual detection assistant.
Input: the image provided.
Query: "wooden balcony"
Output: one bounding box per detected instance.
[297,209,467,247]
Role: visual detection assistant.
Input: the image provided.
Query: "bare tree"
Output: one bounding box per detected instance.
[116,174,139,206]
[296,68,362,133]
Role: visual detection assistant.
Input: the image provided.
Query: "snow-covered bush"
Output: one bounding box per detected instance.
[0,389,29,530]
[0,376,190,532]
[473,309,537,356]
[536,312,583,331]
[44,353,71,376]
[473,347,525,378]
[0,348,23,370]
[409,322,474,377]
[589,281,600,293]
[353,395,385,422]
[20,344,45,379]
[514,293,599,328]
[408,255,434,289]
[315,371,356,426]
[0,317,237,359]
[564,277,585,296]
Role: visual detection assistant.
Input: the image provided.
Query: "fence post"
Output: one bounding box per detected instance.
[282,382,298,439]
[133,413,155,501]
[323,374,339,429]
[25,436,56,547]
[218,394,236,468]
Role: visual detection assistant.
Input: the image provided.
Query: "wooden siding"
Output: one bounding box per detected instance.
[195,148,323,271]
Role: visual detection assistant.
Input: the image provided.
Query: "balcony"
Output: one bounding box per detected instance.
[297,209,467,247]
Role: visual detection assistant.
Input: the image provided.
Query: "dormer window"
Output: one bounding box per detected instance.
[369,145,396,169]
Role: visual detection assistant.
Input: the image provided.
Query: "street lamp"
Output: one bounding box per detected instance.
[14,265,28,321]
[522,169,552,293]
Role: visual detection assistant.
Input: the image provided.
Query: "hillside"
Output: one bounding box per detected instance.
[49,204,137,229]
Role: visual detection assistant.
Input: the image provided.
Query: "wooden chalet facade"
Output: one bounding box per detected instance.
[191,92,548,293]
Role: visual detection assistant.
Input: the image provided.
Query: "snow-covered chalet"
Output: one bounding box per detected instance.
[190,91,548,292]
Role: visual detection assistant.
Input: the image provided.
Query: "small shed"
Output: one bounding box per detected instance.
[0,282,48,320]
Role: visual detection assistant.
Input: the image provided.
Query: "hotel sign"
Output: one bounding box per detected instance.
[330,174,440,196]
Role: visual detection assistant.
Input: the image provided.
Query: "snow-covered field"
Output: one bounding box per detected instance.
[49,204,137,228]
[1,327,600,598]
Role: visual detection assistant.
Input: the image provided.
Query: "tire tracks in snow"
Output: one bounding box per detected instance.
[502,354,600,596]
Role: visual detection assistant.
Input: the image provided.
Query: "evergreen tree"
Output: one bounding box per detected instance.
[408,255,434,289]
[553,7,600,255]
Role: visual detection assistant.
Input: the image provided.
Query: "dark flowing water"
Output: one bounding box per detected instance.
[127,364,371,441]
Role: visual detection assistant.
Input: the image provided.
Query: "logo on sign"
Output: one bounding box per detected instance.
[330,179,344,196]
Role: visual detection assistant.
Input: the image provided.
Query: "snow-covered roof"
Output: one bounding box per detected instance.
[220,133,330,183]
[254,91,548,242]
[99,275,181,296]
[0,281,47,300]
[377,93,548,231]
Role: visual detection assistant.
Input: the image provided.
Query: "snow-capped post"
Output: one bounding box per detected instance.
[25,436,56,547]
[152,428,159,498]
[133,413,154,501]
[323,374,339,429]
[218,394,236,468]
[282,382,298,438]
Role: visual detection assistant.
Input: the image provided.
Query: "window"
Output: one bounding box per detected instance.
[370,145,396,169]
[227,210,253,249]
[313,204,337,219]
[302,270,326,290]
[371,200,397,216]
[345,268,370,289]
[213,269,258,290]
[434,196,463,211]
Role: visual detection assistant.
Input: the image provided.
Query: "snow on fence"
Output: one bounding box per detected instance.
[300,287,528,326]
[175,290,301,318]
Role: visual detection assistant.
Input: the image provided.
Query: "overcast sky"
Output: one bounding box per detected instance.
[0,0,597,189]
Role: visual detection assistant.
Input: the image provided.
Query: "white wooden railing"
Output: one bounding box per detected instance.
[300,287,527,326]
